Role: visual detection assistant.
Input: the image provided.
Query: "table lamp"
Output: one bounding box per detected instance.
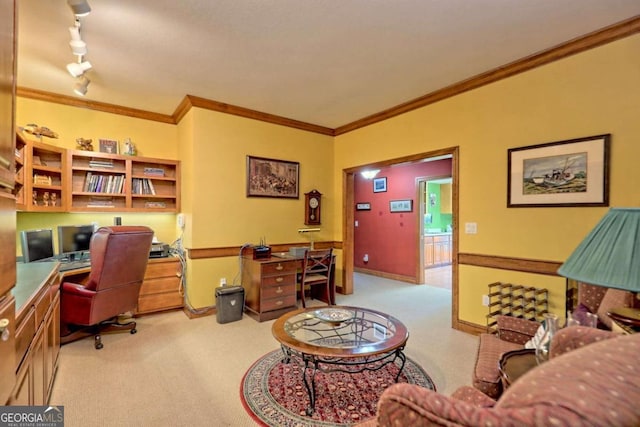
[557,208,640,291]
[557,208,640,328]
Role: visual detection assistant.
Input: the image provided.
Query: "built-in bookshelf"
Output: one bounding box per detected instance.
[68,150,180,212]
[16,136,67,212]
[14,132,27,209]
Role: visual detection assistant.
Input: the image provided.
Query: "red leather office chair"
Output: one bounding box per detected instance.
[299,248,334,308]
[60,226,154,349]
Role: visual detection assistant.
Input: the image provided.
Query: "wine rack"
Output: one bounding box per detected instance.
[486,282,548,333]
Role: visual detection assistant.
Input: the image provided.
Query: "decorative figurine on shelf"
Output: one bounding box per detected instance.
[22,123,59,140]
[50,193,58,207]
[123,138,136,156]
[32,190,38,206]
[76,137,94,151]
[42,191,50,207]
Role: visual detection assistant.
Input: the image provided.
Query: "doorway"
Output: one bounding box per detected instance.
[420,177,453,290]
[342,146,461,329]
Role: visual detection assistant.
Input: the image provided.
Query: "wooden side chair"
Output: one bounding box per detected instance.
[299,248,333,308]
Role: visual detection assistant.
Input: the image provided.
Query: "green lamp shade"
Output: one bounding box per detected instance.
[557,208,640,291]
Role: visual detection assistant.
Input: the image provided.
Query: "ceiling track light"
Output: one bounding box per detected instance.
[67,60,92,77]
[68,22,87,56]
[67,0,91,17]
[73,76,90,96]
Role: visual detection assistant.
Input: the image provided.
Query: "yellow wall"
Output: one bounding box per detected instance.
[334,35,640,325]
[180,108,335,307]
[16,98,179,160]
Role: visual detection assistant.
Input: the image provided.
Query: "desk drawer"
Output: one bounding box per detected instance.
[144,259,181,279]
[262,294,296,312]
[262,261,296,276]
[33,287,51,327]
[262,273,295,287]
[261,283,295,300]
[140,276,181,296]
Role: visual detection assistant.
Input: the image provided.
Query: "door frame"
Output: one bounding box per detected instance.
[342,146,460,329]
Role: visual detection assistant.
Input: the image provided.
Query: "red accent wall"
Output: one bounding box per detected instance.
[354,159,452,278]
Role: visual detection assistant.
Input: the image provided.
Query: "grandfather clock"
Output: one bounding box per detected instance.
[304,190,322,225]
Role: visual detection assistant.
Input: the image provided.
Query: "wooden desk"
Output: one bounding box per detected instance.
[8,262,61,405]
[59,257,184,316]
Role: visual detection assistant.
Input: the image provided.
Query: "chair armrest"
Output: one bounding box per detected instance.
[61,281,95,298]
[549,326,618,359]
[375,383,504,427]
[496,315,540,344]
[451,386,497,407]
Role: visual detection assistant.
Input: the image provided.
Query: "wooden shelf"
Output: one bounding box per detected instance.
[67,150,180,212]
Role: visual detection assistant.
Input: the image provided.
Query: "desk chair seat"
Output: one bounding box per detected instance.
[60,226,153,349]
[300,248,333,308]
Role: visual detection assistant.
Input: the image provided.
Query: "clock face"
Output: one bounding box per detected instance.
[309,197,319,209]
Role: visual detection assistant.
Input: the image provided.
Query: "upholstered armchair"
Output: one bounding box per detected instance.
[360,327,640,427]
[473,283,636,398]
[60,226,154,349]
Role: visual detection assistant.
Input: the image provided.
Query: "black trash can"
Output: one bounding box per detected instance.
[215,286,244,324]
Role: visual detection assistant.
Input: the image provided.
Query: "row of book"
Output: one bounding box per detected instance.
[83,172,125,194]
[89,159,114,169]
[143,167,164,177]
[132,178,157,195]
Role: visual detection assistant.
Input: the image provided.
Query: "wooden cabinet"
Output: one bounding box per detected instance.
[14,132,26,209]
[424,234,452,268]
[242,257,297,322]
[68,150,180,212]
[8,263,60,405]
[0,0,17,404]
[136,257,183,315]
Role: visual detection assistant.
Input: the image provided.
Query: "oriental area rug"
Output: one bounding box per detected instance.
[240,349,435,426]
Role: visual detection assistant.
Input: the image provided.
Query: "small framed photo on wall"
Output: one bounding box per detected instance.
[373,177,387,193]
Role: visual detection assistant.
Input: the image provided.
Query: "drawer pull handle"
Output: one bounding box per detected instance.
[276,277,283,283]
[276,264,284,271]
[275,300,283,306]
[276,287,283,294]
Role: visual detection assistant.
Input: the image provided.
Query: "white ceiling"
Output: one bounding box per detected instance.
[17,1,640,129]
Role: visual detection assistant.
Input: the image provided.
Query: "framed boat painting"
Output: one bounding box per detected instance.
[507,134,610,207]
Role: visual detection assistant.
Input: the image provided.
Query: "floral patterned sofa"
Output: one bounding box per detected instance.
[472,283,636,398]
[359,326,640,427]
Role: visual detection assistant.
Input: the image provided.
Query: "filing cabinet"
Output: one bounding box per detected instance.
[241,257,297,322]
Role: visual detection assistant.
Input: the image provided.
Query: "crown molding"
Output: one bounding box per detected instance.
[16,87,176,124]
[17,16,640,136]
[334,15,640,135]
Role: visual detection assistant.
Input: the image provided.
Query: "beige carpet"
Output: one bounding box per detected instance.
[49,273,478,426]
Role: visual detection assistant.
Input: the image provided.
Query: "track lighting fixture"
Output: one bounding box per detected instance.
[67,60,92,77]
[68,23,87,56]
[67,0,91,17]
[73,76,90,96]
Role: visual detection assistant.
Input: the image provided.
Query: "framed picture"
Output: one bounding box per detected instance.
[99,139,119,154]
[390,199,413,213]
[507,134,610,207]
[373,177,387,193]
[356,202,371,211]
[246,155,300,198]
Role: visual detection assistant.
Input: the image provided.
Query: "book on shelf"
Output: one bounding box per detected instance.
[143,167,165,177]
[144,201,166,209]
[87,197,115,208]
[89,159,114,169]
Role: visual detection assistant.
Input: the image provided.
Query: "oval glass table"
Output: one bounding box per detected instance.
[271,306,409,414]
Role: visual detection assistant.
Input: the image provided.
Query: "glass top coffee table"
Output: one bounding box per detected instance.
[272,306,409,414]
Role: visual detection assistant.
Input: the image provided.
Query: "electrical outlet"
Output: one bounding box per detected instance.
[177,213,185,229]
[219,277,227,286]
[482,294,490,306]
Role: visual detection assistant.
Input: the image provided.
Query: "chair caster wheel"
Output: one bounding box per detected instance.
[131,328,137,334]
[94,335,103,349]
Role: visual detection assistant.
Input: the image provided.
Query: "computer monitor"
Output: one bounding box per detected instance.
[57,225,94,260]
[20,229,55,263]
